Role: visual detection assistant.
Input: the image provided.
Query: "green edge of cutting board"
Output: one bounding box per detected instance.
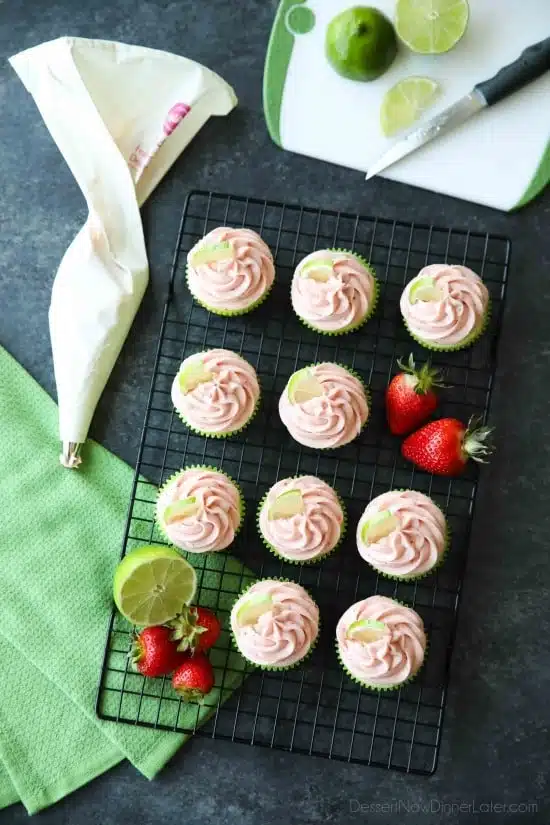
[513,138,550,210]
[263,0,316,147]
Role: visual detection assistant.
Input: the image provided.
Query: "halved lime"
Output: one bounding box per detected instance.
[380,76,441,137]
[287,368,324,405]
[178,358,213,395]
[395,0,469,55]
[347,618,387,643]
[300,259,335,283]
[113,545,197,626]
[268,489,305,521]
[236,593,273,626]
[164,497,199,524]
[189,240,233,267]
[409,277,443,304]
[361,510,399,544]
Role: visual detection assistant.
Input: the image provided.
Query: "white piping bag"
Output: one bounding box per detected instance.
[9,37,237,467]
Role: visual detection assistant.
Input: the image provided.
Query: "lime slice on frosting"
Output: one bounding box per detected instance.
[380,76,441,137]
[236,593,273,626]
[300,259,334,283]
[361,511,399,544]
[178,358,213,394]
[113,545,197,626]
[164,496,198,524]
[189,240,233,266]
[347,618,387,643]
[268,489,305,521]
[287,367,324,405]
[395,0,469,55]
[409,277,443,304]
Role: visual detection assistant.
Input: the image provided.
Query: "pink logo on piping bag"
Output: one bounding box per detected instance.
[163,102,191,136]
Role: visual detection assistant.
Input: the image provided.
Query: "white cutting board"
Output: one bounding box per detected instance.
[263,0,550,210]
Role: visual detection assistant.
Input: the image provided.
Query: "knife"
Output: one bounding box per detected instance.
[365,36,550,181]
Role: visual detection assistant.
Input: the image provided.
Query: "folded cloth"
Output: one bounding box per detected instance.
[0,346,251,814]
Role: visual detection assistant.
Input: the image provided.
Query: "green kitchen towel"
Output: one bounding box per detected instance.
[0,345,253,815]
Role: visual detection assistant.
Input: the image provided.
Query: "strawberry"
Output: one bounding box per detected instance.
[170,606,221,653]
[172,653,215,701]
[386,354,445,435]
[401,417,493,477]
[131,626,183,678]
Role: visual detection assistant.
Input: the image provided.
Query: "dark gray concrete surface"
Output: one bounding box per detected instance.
[1,1,549,823]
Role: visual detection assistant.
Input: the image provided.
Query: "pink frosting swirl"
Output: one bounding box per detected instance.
[279,363,368,449]
[356,490,446,578]
[231,580,319,667]
[156,468,241,553]
[337,596,426,687]
[171,349,259,435]
[401,264,489,347]
[187,227,275,313]
[291,250,376,332]
[259,476,344,562]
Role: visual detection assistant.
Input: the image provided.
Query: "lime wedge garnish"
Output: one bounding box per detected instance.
[189,240,233,266]
[164,496,198,524]
[409,277,443,304]
[113,545,197,626]
[347,619,387,643]
[268,489,305,521]
[178,358,213,394]
[300,259,334,283]
[395,0,469,55]
[236,593,273,626]
[361,510,399,544]
[287,368,324,405]
[380,76,441,137]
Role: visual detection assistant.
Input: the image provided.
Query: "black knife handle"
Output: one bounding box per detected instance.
[474,36,550,106]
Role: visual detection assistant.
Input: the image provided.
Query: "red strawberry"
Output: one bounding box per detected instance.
[170,606,221,653]
[131,626,183,678]
[386,354,445,435]
[172,653,215,701]
[402,417,493,477]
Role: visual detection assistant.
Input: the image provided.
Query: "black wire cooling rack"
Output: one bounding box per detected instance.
[96,190,510,775]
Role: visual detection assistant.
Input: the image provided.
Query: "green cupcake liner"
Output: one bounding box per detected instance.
[294,250,380,337]
[175,386,261,440]
[230,577,320,671]
[155,465,246,552]
[186,263,274,317]
[357,490,450,582]
[335,597,428,691]
[403,300,492,353]
[256,480,347,565]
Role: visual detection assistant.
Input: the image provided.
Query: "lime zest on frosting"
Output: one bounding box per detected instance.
[163,496,199,525]
[361,510,399,544]
[287,367,324,405]
[268,489,305,521]
[236,593,273,626]
[189,240,233,267]
[347,618,387,643]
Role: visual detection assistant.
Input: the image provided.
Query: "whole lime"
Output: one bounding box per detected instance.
[325,6,398,82]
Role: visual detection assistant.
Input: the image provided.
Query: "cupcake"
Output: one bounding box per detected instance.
[400,264,490,351]
[279,363,369,449]
[291,249,378,335]
[171,349,260,437]
[230,580,319,669]
[356,490,447,580]
[186,226,275,315]
[258,475,345,564]
[336,595,426,690]
[156,467,243,553]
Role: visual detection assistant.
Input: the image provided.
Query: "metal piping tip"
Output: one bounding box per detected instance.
[60,441,83,469]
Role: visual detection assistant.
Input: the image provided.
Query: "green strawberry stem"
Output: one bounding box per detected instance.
[170,607,207,652]
[463,417,493,464]
[396,353,446,394]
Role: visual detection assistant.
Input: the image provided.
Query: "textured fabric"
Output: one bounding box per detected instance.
[0,346,250,814]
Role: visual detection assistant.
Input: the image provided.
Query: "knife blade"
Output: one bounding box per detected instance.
[365,35,550,181]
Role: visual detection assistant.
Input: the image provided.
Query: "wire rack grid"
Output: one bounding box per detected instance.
[96,190,510,775]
